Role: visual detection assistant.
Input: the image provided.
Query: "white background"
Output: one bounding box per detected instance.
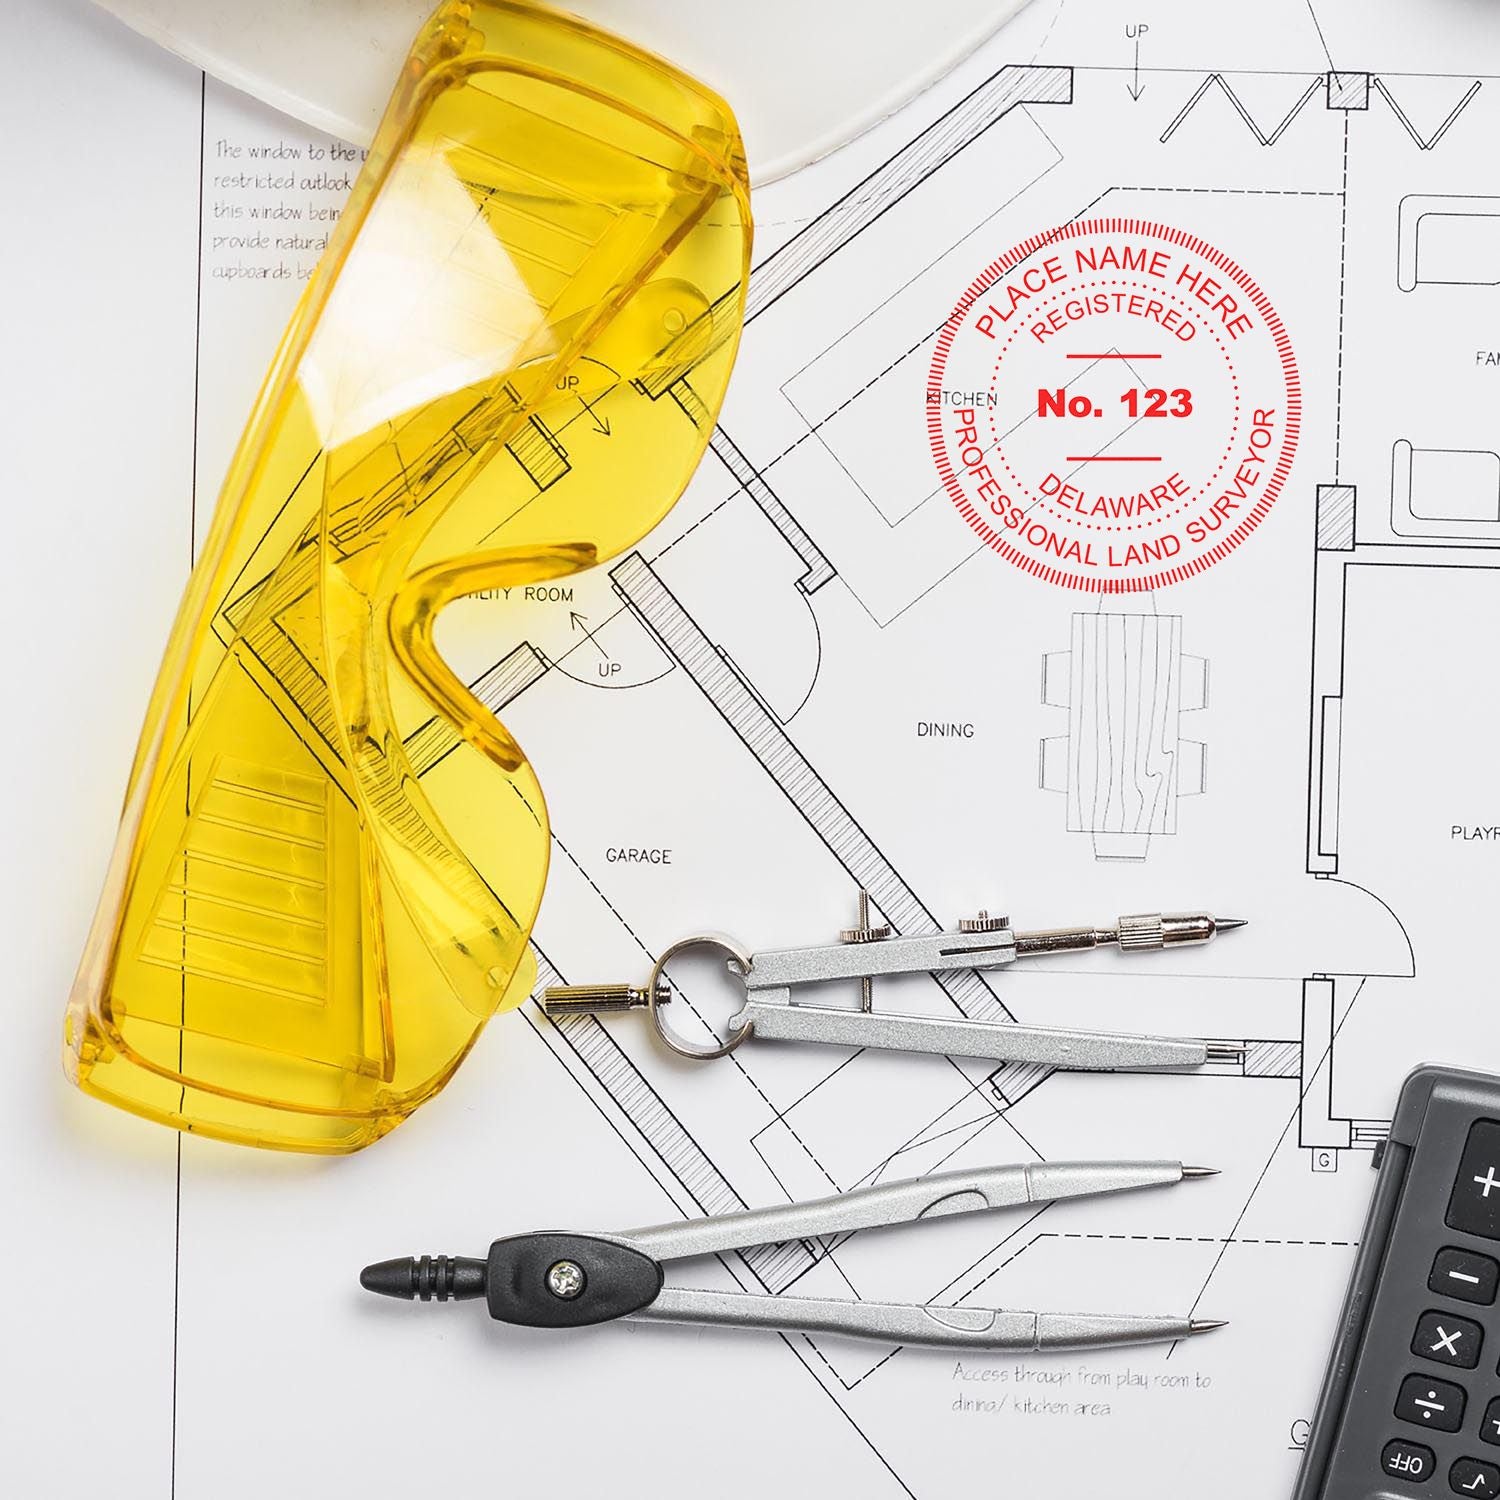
[6,1,1500,1496]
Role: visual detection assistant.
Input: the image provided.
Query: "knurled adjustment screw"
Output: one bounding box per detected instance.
[840,888,891,943]
[958,910,1010,933]
[1117,912,1166,951]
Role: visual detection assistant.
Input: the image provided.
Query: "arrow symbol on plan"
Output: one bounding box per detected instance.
[579,392,612,436]
[1128,37,1145,100]
[570,610,611,662]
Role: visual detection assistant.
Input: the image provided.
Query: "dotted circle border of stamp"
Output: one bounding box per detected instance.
[926,217,1302,593]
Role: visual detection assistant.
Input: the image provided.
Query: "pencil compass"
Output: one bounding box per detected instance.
[543,899,1247,1070]
[362,1158,1226,1352]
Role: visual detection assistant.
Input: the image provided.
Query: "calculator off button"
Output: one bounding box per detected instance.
[1432,1248,1500,1306]
[1382,1439,1436,1482]
[1446,1122,1500,1239]
[1398,1374,1467,1432]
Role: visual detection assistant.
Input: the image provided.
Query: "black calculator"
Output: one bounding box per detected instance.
[1296,1066,1500,1499]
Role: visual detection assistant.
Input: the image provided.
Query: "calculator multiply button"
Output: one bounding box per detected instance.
[1381,1439,1436,1483]
[1451,1457,1500,1496]
[1447,1122,1500,1240]
[1432,1248,1500,1307]
[1397,1374,1468,1432]
[1414,1310,1484,1369]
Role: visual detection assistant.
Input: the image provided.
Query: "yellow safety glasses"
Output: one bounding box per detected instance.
[64,0,751,1152]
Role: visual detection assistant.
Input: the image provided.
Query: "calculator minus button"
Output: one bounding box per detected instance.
[1432,1248,1500,1306]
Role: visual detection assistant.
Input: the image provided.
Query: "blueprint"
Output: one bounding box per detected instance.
[11,0,1500,1496]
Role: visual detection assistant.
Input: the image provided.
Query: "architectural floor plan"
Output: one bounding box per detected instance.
[500,23,1500,1498]
[12,2,1500,1497]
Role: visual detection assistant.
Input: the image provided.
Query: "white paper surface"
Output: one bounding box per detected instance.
[8,1,1500,1496]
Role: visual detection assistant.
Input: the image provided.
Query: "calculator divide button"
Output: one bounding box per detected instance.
[1446,1122,1500,1240]
[1431,1248,1500,1306]
[1413,1310,1485,1369]
[1397,1373,1468,1433]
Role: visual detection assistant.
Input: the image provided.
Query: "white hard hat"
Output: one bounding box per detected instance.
[91,0,1031,184]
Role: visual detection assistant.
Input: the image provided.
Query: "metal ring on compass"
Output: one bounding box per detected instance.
[646,933,755,1060]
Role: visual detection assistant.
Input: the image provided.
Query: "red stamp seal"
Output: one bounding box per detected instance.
[927,218,1300,590]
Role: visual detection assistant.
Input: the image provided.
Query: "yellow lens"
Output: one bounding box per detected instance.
[64,0,752,1152]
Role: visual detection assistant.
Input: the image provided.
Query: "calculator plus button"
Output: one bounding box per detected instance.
[1397,1374,1467,1432]
[1447,1122,1500,1240]
[1414,1310,1485,1369]
[1432,1248,1500,1306]
[1450,1457,1500,1496]
[1483,1398,1500,1446]
[1382,1439,1436,1483]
